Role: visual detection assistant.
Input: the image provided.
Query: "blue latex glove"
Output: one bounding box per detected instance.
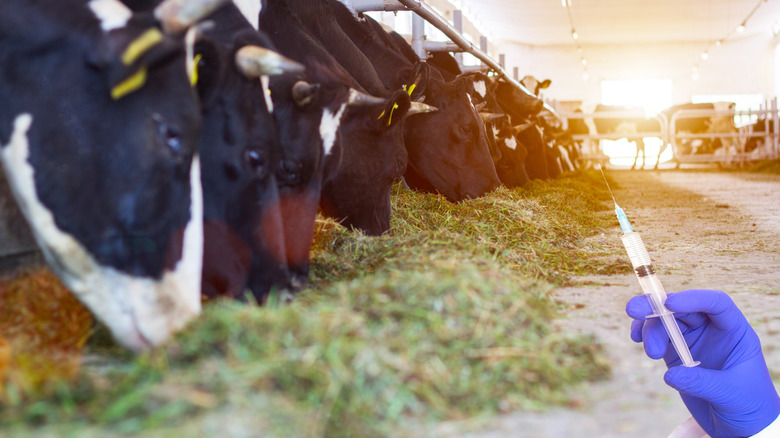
[626,289,780,438]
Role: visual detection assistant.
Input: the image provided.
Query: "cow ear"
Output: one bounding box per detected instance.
[539,79,551,89]
[88,24,182,100]
[192,39,225,106]
[396,61,428,101]
[375,90,411,129]
[292,81,320,107]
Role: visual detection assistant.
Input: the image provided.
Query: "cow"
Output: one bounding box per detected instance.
[333,5,501,201]
[119,1,306,303]
[192,6,306,302]
[266,0,433,237]
[458,71,531,187]
[520,75,551,97]
[0,0,228,351]
[663,102,738,159]
[258,0,425,291]
[592,104,662,170]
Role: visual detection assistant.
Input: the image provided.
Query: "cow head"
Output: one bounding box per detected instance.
[0,0,229,351]
[266,63,356,291]
[319,89,427,235]
[520,75,551,97]
[194,23,304,303]
[403,72,501,201]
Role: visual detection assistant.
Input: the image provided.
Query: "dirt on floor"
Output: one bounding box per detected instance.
[425,169,780,438]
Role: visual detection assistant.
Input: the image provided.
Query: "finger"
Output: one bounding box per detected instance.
[626,294,653,320]
[670,311,709,331]
[665,290,746,331]
[630,318,644,343]
[664,366,730,403]
[642,317,669,359]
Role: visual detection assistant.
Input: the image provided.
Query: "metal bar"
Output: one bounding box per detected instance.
[452,10,463,66]
[348,0,406,11]
[424,41,465,52]
[411,12,426,59]
[393,0,557,117]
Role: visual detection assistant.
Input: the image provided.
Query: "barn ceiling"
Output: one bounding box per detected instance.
[454,0,780,47]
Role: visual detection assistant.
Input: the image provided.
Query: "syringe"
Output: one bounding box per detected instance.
[599,167,699,367]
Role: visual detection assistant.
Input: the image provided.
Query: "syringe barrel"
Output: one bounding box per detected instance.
[621,231,653,271]
[621,230,699,367]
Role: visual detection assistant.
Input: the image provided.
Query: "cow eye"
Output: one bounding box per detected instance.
[277,159,301,185]
[153,114,185,160]
[243,149,267,178]
[459,125,472,135]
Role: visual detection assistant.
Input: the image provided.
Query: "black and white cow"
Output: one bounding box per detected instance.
[663,102,738,159]
[0,0,226,350]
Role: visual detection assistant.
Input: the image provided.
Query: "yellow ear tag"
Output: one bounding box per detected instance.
[111,67,148,100]
[406,83,416,97]
[121,28,164,66]
[190,53,202,86]
[386,103,399,126]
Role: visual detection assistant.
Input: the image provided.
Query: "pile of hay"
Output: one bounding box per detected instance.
[1,170,621,437]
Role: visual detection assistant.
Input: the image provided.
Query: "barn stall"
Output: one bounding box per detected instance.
[1,0,780,437]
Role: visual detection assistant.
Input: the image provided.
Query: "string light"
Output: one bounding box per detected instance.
[692,0,770,79]
[563,0,588,82]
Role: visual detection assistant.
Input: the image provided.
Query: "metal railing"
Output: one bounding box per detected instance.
[338,0,559,117]
[559,103,779,165]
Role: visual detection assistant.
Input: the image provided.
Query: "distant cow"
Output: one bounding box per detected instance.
[520,75,551,97]
[592,104,662,169]
[663,102,737,158]
[0,0,227,351]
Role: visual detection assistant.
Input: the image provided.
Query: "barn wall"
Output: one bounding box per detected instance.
[495,33,777,112]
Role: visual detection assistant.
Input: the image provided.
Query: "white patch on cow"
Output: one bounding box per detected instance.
[88,0,132,32]
[504,135,518,151]
[0,113,203,352]
[261,75,274,114]
[473,80,487,99]
[319,103,347,156]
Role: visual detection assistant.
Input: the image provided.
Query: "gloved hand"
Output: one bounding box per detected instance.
[626,289,780,438]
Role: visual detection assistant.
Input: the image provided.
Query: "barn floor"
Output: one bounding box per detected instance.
[422,169,780,438]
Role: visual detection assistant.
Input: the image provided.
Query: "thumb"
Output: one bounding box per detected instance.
[664,366,731,403]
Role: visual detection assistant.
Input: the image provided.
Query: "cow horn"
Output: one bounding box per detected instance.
[480,112,505,123]
[235,46,305,78]
[512,121,535,135]
[154,0,230,34]
[473,101,487,112]
[292,81,319,106]
[347,88,385,106]
[408,101,438,115]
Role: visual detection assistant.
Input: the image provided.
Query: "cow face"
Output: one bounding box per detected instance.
[268,69,352,290]
[319,89,412,235]
[194,32,292,303]
[520,75,551,96]
[494,78,545,118]
[0,0,207,351]
[403,75,500,201]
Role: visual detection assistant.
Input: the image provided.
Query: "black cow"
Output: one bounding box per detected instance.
[267,0,428,237]
[193,5,306,302]
[592,104,662,170]
[259,0,420,290]
[459,71,530,187]
[0,0,225,351]
[334,6,501,201]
